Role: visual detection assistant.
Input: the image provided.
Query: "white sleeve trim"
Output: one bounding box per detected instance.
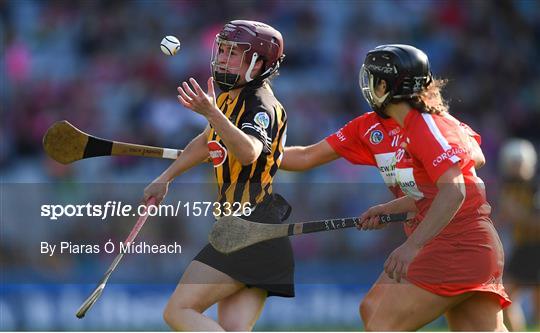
[421,114,462,164]
[421,114,451,150]
[241,123,272,144]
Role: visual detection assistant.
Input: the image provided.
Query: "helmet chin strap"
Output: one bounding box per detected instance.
[245,52,259,82]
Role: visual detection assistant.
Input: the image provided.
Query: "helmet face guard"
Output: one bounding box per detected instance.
[211,37,251,92]
[359,64,391,112]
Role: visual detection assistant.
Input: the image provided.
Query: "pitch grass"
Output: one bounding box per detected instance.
[255,324,540,331]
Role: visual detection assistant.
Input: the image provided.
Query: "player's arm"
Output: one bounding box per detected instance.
[281,140,340,171]
[407,165,465,247]
[470,137,485,169]
[383,165,465,282]
[284,116,376,170]
[205,111,263,165]
[178,77,262,165]
[143,127,210,204]
[157,126,211,182]
[358,195,417,230]
[471,140,486,170]
[460,122,485,169]
[374,195,418,214]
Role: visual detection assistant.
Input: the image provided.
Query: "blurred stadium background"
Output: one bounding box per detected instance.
[1,0,539,330]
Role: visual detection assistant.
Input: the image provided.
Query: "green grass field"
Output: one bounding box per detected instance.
[256,324,540,331]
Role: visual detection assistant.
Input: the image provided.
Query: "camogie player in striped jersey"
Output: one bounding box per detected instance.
[143,20,293,331]
[498,139,539,330]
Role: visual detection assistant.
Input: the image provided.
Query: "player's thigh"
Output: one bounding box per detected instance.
[166,260,244,313]
[360,272,470,331]
[218,287,268,331]
[446,292,506,331]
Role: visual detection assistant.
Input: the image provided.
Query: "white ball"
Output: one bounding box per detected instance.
[160,35,181,56]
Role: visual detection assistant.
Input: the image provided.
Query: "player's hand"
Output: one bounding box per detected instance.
[177,77,217,117]
[357,204,391,230]
[384,240,421,283]
[143,178,169,205]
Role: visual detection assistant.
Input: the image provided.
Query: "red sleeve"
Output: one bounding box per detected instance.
[325,117,376,166]
[409,114,464,182]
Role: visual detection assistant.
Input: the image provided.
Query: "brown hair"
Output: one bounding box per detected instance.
[407,78,449,114]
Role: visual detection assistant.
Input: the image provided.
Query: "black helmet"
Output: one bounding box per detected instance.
[359,44,432,118]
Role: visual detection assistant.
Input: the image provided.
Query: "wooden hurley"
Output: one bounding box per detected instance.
[43,120,182,164]
[209,212,414,254]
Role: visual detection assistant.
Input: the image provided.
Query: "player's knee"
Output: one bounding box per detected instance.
[358,300,370,325]
[360,297,385,331]
[162,306,174,328]
[364,320,395,331]
[163,299,198,329]
[364,318,403,332]
[220,319,253,332]
[163,302,182,328]
[162,304,176,328]
[359,298,372,324]
[360,298,403,331]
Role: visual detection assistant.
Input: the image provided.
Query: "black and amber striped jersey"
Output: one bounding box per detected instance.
[499,178,540,245]
[207,82,287,206]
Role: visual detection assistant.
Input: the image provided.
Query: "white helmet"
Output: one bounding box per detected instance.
[499,138,537,180]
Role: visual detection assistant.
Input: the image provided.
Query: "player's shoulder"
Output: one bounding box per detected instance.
[406,110,454,133]
[357,111,380,123]
[345,112,382,131]
[244,83,280,114]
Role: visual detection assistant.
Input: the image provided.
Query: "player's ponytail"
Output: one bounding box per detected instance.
[407,78,449,115]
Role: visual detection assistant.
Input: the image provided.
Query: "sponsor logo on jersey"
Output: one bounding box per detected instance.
[335,129,346,142]
[432,147,465,167]
[395,167,424,199]
[254,112,270,129]
[369,130,384,145]
[374,153,397,187]
[208,140,227,167]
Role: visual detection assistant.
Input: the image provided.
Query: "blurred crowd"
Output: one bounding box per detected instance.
[1,0,539,323]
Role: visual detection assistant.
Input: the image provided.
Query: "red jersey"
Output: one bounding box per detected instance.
[326,110,510,307]
[326,112,403,197]
[394,111,491,233]
[325,111,479,198]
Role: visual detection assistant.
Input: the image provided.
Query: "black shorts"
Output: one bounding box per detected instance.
[194,193,295,297]
[507,243,540,285]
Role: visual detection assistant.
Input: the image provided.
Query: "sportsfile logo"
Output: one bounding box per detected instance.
[432,147,465,167]
[41,201,252,220]
[41,201,167,221]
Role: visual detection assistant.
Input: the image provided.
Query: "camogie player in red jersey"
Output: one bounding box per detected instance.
[280,51,489,331]
[281,45,507,330]
[354,44,510,331]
